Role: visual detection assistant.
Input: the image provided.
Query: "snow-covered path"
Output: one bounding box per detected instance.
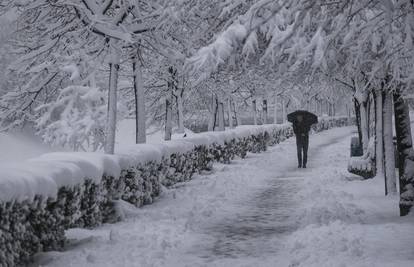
[32,127,414,267]
[196,134,350,261]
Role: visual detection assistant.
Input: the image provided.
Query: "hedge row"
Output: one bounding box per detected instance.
[0,117,353,266]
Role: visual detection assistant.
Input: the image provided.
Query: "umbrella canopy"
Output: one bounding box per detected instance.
[287,110,318,125]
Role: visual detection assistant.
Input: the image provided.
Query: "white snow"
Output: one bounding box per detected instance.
[116,120,196,146]
[348,137,375,172]
[30,126,414,267]
[0,152,122,202]
[280,130,414,267]
[60,63,80,81]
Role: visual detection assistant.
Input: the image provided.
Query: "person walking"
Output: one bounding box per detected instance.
[293,115,311,168]
[287,110,318,168]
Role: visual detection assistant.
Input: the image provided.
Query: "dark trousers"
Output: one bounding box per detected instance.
[296,134,309,167]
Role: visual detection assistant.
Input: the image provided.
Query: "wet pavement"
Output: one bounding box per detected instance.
[202,171,302,259]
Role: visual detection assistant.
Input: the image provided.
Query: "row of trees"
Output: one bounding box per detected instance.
[1,1,411,215]
[0,0,345,150]
[188,0,414,216]
[0,0,248,151]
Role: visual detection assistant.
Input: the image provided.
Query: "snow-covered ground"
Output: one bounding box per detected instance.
[116,119,195,146]
[31,126,414,267]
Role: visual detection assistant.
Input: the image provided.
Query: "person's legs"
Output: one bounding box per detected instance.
[302,135,309,168]
[296,135,303,168]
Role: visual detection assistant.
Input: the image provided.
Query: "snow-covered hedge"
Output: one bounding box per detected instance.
[0,116,353,265]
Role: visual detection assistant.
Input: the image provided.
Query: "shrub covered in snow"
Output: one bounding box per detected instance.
[348,137,376,179]
[0,117,352,265]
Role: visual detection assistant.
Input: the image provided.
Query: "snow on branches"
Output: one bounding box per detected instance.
[36,86,107,151]
[188,0,414,92]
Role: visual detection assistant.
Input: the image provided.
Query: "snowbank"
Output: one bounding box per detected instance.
[0,123,294,203]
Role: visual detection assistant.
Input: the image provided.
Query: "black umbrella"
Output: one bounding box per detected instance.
[287,110,318,125]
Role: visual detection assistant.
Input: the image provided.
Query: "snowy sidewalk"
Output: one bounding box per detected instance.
[32,127,414,267]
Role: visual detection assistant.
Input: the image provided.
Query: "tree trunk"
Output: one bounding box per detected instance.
[227,98,234,129]
[234,101,241,126]
[208,94,217,131]
[383,92,396,195]
[321,100,324,115]
[318,100,323,116]
[330,103,334,116]
[104,61,119,154]
[326,102,330,116]
[217,101,225,131]
[375,91,384,178]
[262,99,268,124]
[177,89,185,134]
[132,56,146,144]
[252,99,257,125]
[274,94,278,124]
[314,98,319,116]
[165,67,176,141]
[317,99,319,114]
[354,98,363,147]
[394,91,414,216]
[165,97,173,141]
[368,95,375,138]
[282,98,287,123]
[360,100,369,152]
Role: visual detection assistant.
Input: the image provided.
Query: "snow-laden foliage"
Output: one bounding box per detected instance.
[184,1,414,214]
[35,86,107,151]
[188,0,414,93]
[0,0,352,154]
[0,0,188,147]
[0,0,259,151]
[0,117,352,265]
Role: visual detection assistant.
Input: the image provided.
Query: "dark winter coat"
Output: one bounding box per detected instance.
[292,121,311,136]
